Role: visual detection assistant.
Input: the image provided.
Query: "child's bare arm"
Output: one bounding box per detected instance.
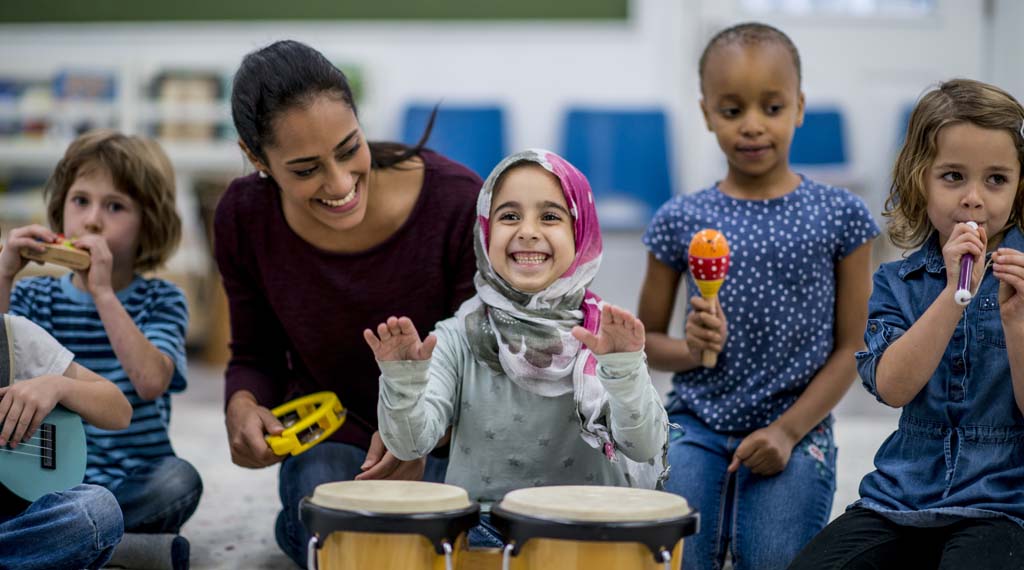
[994,247,1024,415]
[875,224,985,407]
[71,234,175,401]
[60,362,132,429]
[638,254,715,371]
[730,241,872,476]
[0,362,130,447]
[775,242,872,437]
[93,289,175,401]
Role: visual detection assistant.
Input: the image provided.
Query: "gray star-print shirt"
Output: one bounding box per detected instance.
[377,316,667,508]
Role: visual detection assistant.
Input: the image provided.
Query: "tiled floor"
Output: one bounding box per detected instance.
[169,231,902,569]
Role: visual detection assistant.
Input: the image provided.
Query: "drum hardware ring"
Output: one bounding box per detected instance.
[307,535,319,570]
[443,540,454,570]
[501,542,516,570]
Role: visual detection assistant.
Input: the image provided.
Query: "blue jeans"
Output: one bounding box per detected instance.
[0,484,124,569]
[109,455,203,533]
[468,512,505,548]
[275,441,448,568]
[665,412,836,570]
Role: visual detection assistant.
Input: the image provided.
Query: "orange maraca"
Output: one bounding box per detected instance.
[688,229,730,368]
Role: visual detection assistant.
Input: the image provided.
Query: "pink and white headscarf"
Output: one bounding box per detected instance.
[457,149,662,487]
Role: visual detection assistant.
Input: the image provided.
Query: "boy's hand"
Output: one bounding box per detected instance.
[0,375,64,449]
[728,422,797,476]
[942,222,987,294]
[685,296,727,359]
[0,224,59,280]
[355,431,428,481]
[226,391,285,468]
[363,317,437,362]
[70,235,115,297]
[995,248,1024,328]
[572,303,645,355]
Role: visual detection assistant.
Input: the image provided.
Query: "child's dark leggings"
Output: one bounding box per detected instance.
[787,506,1024,570]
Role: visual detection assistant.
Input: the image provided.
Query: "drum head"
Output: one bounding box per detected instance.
[499,485,690,522]
[310,480,471,514]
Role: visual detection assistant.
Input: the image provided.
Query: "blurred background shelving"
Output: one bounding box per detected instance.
[0,64,243,359]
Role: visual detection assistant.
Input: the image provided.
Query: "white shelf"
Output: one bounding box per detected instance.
[0,139,245,174]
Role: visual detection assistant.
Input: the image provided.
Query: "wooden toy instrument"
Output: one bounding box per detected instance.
[266,391,347,456]
[2,235,91,271]
[687,229,731,368]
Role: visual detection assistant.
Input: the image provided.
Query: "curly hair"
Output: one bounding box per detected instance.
[44,129,182,272]
[886,79,1024,249]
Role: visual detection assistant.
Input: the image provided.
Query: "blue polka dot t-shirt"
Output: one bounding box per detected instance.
[642,176,879,432]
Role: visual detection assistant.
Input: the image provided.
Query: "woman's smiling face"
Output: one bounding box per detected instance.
[261,94,373,237]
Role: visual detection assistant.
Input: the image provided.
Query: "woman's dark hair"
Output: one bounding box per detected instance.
[231,40,434,169]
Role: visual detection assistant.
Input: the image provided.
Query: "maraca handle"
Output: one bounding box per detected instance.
[700,294,720,368]
[701,348,719,368]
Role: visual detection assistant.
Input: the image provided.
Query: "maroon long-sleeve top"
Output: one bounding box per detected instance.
[214,150,481,449]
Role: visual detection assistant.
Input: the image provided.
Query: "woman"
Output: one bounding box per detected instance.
[215,40,481,566]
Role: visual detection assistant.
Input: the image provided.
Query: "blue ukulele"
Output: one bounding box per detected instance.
[0,406,88,503]
[0,314,88,503]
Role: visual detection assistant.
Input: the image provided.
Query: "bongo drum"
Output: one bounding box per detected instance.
[301,480,480,570]
[490,486,698,570]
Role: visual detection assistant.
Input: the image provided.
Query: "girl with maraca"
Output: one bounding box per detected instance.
[636,23,879,570]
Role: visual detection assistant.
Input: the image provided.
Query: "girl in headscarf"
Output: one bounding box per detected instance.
[366,149,668,545]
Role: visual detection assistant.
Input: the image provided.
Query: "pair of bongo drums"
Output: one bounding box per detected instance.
[301,481,699,570]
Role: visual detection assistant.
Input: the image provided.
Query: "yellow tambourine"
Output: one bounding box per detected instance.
[265,392,347,456]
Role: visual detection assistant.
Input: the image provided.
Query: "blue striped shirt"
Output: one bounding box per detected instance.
[10,274,188,489]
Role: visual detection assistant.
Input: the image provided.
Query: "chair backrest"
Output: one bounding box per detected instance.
[561,108,673,230]
[790,108,847,166]
[401,104,506,179]
[897,102,915,148]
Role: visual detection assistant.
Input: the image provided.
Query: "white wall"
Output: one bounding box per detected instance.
[990,0,1024,103]
[0,0,1003,218]
[683,0,985,219]
[0,0,687,185]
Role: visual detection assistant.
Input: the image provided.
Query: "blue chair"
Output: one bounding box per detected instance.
[897,103,915,147]
[401,104,506,179]
[561,108,673,230]
[790,108,847,167]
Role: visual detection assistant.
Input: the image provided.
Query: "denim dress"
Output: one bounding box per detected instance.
[855,227,1024,528]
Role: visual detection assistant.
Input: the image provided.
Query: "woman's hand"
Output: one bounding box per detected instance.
[355,431,428,481]
[572,303,645,355]
[364,317,437,362]
[225,391,285,468]
[684,296,727,359]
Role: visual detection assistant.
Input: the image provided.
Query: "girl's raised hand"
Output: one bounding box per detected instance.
[572,303,645,355]
[364,316,437,362]
[994,248,1024,326]
[0,224,58,281]
[942,222,987,294]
